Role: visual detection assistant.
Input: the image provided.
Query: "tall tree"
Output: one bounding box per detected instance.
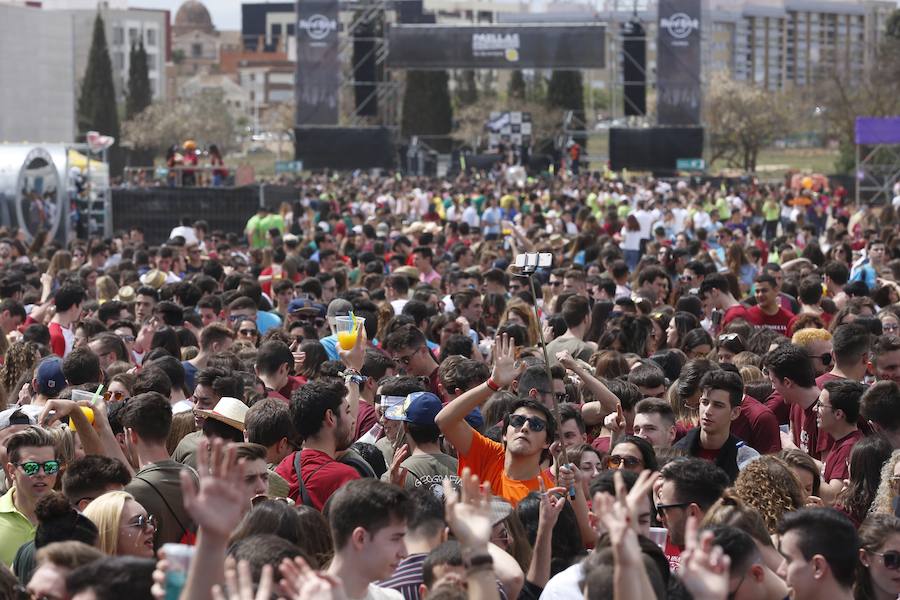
[77,13,122,173]
[456,70,478,107]
[126,40,152,119]
[547,70,586,147]
[401,70,453,152]
[508,70,526,101]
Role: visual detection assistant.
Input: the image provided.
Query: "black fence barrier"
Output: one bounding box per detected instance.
[111,185,300,245]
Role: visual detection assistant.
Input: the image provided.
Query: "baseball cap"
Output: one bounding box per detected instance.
[385,392,442,425]
[326,299,352,319]
[0,405,41,431]
[287,298,326,318]
[36,357,66,397]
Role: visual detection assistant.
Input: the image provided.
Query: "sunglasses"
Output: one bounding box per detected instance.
[103,390,126,402]
[251,495,295,507]
[871,550,900,570]
[16,460,60,477]
[228,314,253,322]
[549,281,562,287]
[815,353,832,365]
[118,334,135,343]
[718,333,740,343]
[656,501,691,517]
[239,329,258,336]
[607,455,642,469]
[122,514,156,532]
[508,414,547,432]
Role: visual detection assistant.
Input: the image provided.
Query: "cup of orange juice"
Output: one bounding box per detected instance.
[335,316,365,350]
[69,407,95,431]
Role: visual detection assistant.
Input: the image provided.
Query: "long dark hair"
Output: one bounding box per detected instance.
[837,436,892,524]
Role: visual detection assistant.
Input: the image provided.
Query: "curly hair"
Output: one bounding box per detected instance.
[0,341,41,405]
[732,456,804,533]
[869,449,900,516]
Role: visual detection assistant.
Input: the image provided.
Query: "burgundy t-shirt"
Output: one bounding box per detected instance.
[274,449,360,509]
[815,372,844,390]
[789,401,833,460]
[746,305,795,336]
[731,395,781,454]
[721,304,751,329]
[764,390,790,426]
[354,401,378,440]
[823,429,863,482]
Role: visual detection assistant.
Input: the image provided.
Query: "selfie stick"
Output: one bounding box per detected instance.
[515,252,575,500]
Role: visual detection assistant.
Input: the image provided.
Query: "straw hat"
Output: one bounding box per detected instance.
[115,285,136,303]
[195,397,248,431]
[140,269,166,290]
[394,266,420,281]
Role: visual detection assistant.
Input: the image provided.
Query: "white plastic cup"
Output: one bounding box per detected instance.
[648,527,668,549]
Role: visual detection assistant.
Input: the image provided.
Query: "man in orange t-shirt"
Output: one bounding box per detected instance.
[435,335,558,506]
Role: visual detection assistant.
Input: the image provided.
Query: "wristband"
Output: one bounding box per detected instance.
[464,552,494,570]
[486,377,501,392]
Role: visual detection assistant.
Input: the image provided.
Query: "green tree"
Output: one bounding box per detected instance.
[401,70,453,152]
[508,70,526,101]
[77,13,122,173]
[456,70,478,107]
[126,40,151,119]
[547,70,586,147]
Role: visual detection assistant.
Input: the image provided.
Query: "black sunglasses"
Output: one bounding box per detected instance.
[872,550,900,570]
[656,502,691,517]
[816,353,832,365]
[508,414,547,432]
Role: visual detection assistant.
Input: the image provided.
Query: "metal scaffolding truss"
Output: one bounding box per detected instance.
[856,144,900,205]
[854,117,900,205]
[338,0,400,128]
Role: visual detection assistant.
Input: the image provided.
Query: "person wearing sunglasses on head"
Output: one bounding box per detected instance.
[674,370,760,483]
[0,426,60,566]
[857,513,900,600]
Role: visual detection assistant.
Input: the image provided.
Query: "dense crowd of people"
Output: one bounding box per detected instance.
[0,170,900,600]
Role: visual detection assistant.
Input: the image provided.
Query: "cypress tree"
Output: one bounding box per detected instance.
[457,70,478,106]
[126,40,152,119]
[508,70,526,101]
[547,70,586,147]
[401,70,453,152]
[77,13,122,173]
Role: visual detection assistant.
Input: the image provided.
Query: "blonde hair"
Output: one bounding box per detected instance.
[791,328,832,346]
[739,365,764,385]
[732,456,804,533]
[95,275,119,304]
[83,491,135,555]
[870,449,900,515]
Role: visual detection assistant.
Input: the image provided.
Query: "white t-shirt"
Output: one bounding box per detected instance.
[539,562,585,600]
[620,227,643,251]
[361,584,403,600]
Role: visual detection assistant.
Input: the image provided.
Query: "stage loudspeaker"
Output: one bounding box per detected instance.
[622,19,646,117]
[353,20,378,116]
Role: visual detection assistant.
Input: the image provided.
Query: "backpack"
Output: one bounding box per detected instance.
[292,448,375,508]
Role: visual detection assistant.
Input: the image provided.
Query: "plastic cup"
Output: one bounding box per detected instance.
[335,315,365,350]
[68,407,94,432]
[70,389,96,403]
[648,526,668,549]
[161,543,195,600]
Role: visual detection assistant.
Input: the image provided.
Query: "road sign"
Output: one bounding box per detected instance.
[676,158,705,171]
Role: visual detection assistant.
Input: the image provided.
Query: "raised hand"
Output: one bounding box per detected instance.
[181,438,249,539]
[279,556,348,600]
[593,471,641,564]
[679,513,731,600]
[555,350,577,371]
[490,333,525,388]
[603,402,626,435]
[443,467,492,551]
[338,323,366,372]
[537,478,566,531]
[388,443,411,488]
[211,560,274,600]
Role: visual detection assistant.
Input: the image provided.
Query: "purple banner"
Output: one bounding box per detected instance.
[855,117,900,145]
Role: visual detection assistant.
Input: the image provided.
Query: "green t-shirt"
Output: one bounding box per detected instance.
[246,213,285,249]
[763,199,780,221]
